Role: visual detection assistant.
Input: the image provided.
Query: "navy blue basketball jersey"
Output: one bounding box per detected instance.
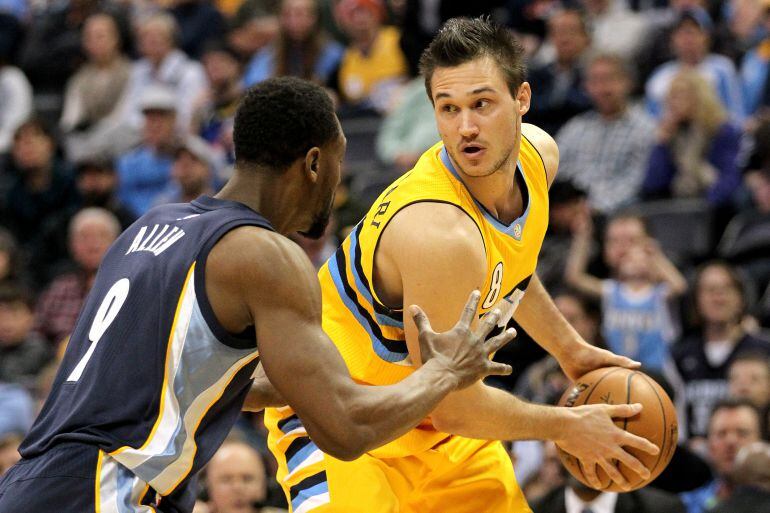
[21,196,271,499]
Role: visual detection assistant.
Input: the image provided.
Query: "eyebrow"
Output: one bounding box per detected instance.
[434,87,497,101]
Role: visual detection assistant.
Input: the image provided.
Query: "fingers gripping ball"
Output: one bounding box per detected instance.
[557,367,678,492]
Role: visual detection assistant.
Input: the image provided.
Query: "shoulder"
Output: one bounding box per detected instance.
[380,201,486,271]
[522,123,559,186]
[211,226,314,283]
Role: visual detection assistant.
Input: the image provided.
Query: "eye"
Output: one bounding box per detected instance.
[475,99,489,109]
[441,104,457,113]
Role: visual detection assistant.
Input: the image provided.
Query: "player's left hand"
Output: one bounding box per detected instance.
[558,341,640,381]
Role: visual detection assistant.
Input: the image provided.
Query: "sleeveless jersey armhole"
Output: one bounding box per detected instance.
[193,219,273,350]
[521,132,548,184]
[368,199,487,313]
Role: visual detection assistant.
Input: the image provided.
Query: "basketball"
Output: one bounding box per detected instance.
[556,367,678,492]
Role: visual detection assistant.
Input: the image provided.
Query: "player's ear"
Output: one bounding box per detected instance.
[516,82,531,116]
[304,147,321,183]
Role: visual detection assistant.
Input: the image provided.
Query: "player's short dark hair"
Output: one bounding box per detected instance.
[233,77,341,171]
[419,16,526,101]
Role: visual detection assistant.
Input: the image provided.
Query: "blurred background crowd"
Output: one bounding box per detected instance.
[1,0,770,511]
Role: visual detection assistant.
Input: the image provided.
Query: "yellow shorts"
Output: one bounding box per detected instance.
[269,429,532,513]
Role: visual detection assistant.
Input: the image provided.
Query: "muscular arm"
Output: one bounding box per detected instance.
[207,227,504,460]
[242,363,285,411]
[383,202,573,440]
[381,203,656,489]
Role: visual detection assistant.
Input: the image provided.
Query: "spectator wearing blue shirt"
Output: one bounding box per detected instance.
[116,86,179,216]
[565,210,687,375]
[646,8,745,124]
[243,0,343,87]
[740,1,770,120]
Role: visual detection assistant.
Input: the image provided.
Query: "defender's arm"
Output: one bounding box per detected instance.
[206,227,510,460]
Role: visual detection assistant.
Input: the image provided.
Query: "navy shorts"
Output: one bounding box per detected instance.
[0,442,193,512]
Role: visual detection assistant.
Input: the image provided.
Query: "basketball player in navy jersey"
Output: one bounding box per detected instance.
[0,77,514,513]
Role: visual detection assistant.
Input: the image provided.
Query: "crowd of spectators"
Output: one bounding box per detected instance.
[1,0,770,511]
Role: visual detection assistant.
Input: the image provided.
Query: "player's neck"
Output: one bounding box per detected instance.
[216,170,304,234]
[459,155,523,225]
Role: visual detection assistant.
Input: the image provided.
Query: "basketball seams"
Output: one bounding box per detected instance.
[581,367,624,405]
[638,373,669,479]
[558,367,677,493]
[615,371,637,490]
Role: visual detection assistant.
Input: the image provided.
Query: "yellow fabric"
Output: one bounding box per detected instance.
[759,39,770,60]
[265,135,548,511]
[271,433,531,513]
[338,26,408,103]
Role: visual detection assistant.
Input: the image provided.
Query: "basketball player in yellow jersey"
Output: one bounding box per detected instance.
[261,18,661,513]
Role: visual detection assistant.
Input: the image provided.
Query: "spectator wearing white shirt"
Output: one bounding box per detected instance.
[0,65,32,156]
[120,12,208,135]
[580,0,650,62]
[0,28,31,155]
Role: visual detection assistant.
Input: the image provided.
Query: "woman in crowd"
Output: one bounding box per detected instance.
[643,70,742,208]
[242,0,343,86]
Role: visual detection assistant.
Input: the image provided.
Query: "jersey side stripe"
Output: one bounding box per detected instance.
[109,267,259,495]
[109,264,196,459]
[327,248,409,363]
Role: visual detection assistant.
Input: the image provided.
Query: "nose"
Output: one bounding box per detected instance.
[458,111,479,139]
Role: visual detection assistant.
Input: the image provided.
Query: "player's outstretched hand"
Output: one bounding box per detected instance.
[410,290,515,390]
[556,403,660,490]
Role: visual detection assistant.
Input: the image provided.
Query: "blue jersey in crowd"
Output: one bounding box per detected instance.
[601,280,676,371]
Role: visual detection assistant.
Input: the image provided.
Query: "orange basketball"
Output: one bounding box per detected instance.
[556,367,678,492]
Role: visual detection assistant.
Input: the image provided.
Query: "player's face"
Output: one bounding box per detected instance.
[431,56,530,178]
[301,131,345,239]
[708,407,761,475]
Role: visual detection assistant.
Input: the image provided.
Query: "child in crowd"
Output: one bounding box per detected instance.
[566,210,688,372]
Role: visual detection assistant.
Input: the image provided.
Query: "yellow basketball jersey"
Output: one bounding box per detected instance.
[265,135,549,459]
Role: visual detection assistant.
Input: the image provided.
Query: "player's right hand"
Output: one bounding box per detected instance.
[409,290,515,390]
[556,403,660,490]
